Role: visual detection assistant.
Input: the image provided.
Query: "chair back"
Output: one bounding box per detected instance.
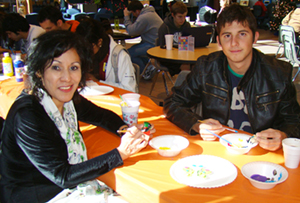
[132,63,140,93]
[73,12,87,21]
[283,34,300,65]
[279,25,297,44]
[253,5,262,17]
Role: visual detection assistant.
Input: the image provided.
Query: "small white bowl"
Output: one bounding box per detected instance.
[219,133,258,154]
[149,135,189,157]
[241,161,288,189]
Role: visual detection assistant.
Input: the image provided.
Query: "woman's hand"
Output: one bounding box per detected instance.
[117,124,155,160]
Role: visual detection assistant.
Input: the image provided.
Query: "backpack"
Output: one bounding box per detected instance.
[111,44,129,83]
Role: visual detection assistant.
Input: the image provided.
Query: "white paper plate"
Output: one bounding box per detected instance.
[80,85,114,96]
[170,155,237,188]
[0,75,11,81]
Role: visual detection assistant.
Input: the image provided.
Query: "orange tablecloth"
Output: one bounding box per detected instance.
[1,77,300,203]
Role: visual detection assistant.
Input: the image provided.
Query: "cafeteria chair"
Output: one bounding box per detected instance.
[276,25,299,58]
[283,34,300,82]
[132,63,140,93]
[73,12,87,21]
[174,70,202,116]
[141,58,174,96]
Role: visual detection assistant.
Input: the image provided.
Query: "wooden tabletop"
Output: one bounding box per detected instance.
[147,44,222,64]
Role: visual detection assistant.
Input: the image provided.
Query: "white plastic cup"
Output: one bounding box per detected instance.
[120,100,140,125]
[282,138,300,169]
[122,93,140,102]
[185,16,190,22]
[165,34,174,50]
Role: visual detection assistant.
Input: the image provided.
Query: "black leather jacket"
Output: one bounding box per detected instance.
[0,91,125,203]
[164,49,300,137]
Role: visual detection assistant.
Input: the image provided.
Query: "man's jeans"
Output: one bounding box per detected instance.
[128,41,154,73]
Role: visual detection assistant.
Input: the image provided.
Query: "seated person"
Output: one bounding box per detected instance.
[163,3,300,151]
[123,1,163,73]
[76,18,138,92]
[3,13,45,54]
[157,1,191,76]
[38,5,80,32]
[0,30,154,202]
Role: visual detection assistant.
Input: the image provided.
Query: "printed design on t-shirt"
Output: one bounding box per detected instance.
[227,86,251,132]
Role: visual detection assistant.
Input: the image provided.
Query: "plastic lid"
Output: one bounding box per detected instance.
[4,52,9,57]
[15,55,21,60]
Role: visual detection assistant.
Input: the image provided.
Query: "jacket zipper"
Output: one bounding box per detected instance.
[203,91,227,103]
[205,83,228,92]
[256,90,279,101]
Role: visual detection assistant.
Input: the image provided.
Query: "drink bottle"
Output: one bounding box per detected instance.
[2,52,14,77]
[114,16,119,30]
[13,54,24,82]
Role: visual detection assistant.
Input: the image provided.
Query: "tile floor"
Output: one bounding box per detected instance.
[137,29,300,106]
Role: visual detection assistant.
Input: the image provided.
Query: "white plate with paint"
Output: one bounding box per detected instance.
[170,155,237,188]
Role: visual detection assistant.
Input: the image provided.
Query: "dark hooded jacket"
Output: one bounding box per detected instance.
[158,14,191,47]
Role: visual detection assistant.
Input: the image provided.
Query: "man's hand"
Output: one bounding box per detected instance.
[196,118,225,141]
[256,128,287,151]
[123,8,131,17]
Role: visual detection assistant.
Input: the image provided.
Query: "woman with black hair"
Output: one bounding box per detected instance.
[0,30,154,202]
[76,18,138,92]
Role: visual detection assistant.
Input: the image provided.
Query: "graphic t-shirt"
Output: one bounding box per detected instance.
[227,65,252,133]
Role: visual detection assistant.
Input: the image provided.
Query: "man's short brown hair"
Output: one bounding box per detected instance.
[217,3,257,39]
[171,1,188,15]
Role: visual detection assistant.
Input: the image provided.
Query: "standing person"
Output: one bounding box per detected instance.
[123,0,163,73]
[254,0,267,17]
[3,13,45,54]
[282,5,300,44]
[218,0,231,16]
[0,30,155,202]
[163,3,300,151]
[157,1,191,76]
[76,18,138,92]
[38,5,80,32]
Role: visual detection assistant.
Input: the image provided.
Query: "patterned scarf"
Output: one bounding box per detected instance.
[39,89,112,202]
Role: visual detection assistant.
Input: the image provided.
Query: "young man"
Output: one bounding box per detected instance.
[157,1,191,76]
[3,13,45,54]
[37,5,80,32]
[123,1,163,73]
[163,3,300,151]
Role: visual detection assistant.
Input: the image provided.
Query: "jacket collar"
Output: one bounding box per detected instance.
[222,48,258,92]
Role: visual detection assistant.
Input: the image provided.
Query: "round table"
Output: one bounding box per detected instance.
[147,43,222,64]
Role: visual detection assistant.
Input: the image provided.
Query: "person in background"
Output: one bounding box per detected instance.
[3,13,45,54]
[123,0,163,73]
[282,4,300,44]
[76,18,138,92]
[218,0,231,16]
[38,5,80,32]
[254,0,267,17]
[163,3,300,151]
[0,9,10,53]
[0,30,154,202]
[157,1,191,76]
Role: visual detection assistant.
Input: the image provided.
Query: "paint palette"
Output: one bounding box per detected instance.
[241,161,288,189]
[170,155,237,188]
[219,133,258,154]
